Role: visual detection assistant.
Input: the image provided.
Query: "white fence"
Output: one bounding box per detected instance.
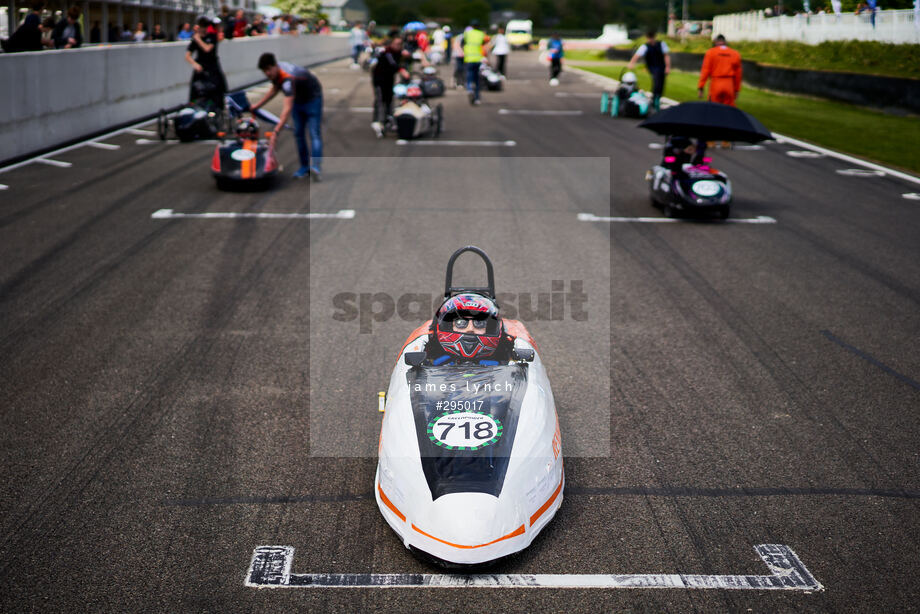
[712,8,920,44]
[0,34,347,163]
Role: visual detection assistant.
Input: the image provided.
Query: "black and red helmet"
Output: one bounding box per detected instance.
[435,293,503,359]
[235,117,260,139]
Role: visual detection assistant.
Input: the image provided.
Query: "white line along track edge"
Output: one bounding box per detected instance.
[244,544,823,591]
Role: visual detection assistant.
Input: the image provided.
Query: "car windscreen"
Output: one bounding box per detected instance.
[406,363,528,500]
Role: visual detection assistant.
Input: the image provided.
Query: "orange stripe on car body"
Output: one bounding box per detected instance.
[412,523,525,549]
[377,482,405,522]
[530,469,564,526]
[502,319,539,354]
[240,139,258,179]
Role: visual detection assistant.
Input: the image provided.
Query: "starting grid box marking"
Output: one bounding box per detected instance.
[245,544,822,591]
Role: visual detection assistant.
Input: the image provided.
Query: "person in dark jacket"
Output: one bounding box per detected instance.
[184,16,227,108]
[627,29,671,111]
[52,5,83,49]
[1,1,44,52]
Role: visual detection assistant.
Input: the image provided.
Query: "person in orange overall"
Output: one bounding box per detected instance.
[697,35,742,106]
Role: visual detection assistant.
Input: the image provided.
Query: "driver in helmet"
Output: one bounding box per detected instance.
[427,293,513,366]
[235,117,260,140]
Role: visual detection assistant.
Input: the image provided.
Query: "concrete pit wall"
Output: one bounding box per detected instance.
[0,35,348,164]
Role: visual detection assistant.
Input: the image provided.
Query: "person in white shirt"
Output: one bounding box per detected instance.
[490,25,510,77]
[349,22,368,67]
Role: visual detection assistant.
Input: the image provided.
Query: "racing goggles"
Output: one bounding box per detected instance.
[441,312,500,335]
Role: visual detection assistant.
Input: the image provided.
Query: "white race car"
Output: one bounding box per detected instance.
[375,246,564,566]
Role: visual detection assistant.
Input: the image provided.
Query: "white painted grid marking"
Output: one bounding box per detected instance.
[86,141,121,150]
[151,209,355,220]
[579,213,777,224]
[554,92,601,98]
[0,184,8,190]
[498,109,584,116]
[903,193,920,200]
[786,150,825,158]
[836,168,886,177]
[127,128,158,136]
[245,544,822,591]
[396,139,516,147]
[35,158,72,168]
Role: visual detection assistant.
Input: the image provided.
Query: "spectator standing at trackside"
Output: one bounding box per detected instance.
[90,21,101,44]
[40,17,56,48]
[697,34,742,106]
[462,19,487,105]
[220,5,234,40]
[370,31,410,138]
[185,16,227,108]
[443,25,453,62]
[53,6,83,49]
[546,32,564,85]
[349,21,367,67]
[626,29,671,112]
[490,25,510,77]
[251,53,324,181]
[246,15,266,36]
[151,23,167,41]
[233,10,247,38]
[132,22,147,42]
[177,22,193,40]
[1,1,43,53]
[451,28,465,87]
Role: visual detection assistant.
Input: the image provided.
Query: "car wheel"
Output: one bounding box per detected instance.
[717,206,730,220]
[157,109,168,140]
[662,203,676,218]
[434,104,444,137]
[215,177,232,191]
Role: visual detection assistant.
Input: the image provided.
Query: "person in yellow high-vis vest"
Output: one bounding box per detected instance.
[462,19,488,105]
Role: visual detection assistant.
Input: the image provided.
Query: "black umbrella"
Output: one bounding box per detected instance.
[638,101,773,143]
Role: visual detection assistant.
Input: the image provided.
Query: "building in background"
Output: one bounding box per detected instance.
[321,0,366,27]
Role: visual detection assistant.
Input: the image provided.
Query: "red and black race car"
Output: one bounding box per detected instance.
[210,118,281,190]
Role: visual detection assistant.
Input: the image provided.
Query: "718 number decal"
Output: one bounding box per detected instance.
[427,410,503,451]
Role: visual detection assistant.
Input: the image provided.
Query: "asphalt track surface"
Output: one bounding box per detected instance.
[2,51,919,611]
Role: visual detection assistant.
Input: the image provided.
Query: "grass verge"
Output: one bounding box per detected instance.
[564,40,920,80]
[573,61,920,174]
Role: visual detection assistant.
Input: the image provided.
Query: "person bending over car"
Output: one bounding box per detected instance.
[252,52,324,181]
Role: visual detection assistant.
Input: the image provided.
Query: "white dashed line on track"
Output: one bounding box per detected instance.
[127,128,158,136]
[151,209,356,220]
[903,193,920,200]
[0,184,8,190]
[498,109,583,115]
[734,144,765,150]
[86,141,121,150]
[349,107,374,112]
[554,92,600,98]
[136,138,178,145]
[648,143,664,149]
[786,150,825,158]
[836,168,886,177]
[578,213,777,224]
[396,139,517,147]
[34,158,72,168]
[245,544,822,591]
